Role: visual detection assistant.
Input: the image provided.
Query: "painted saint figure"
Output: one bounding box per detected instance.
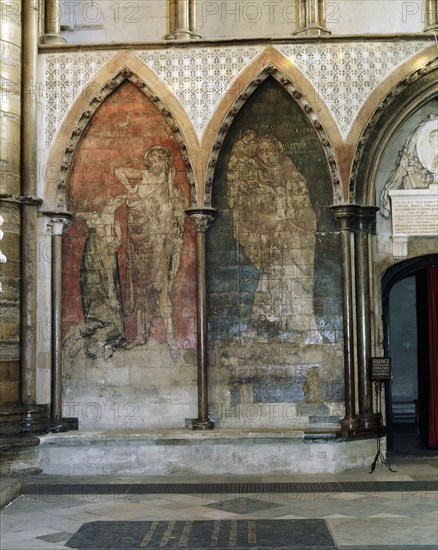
[80,195,126,357]
[380,115,438,217]
[227,132,321,341]
[115,145,185,351]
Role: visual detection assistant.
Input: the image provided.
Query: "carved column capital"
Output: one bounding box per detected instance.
[331,204,359,230]
[186,207,216,232]
[45,211,72,236]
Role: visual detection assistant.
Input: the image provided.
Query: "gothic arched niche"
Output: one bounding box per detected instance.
[373,96,437,264]
[207,77,343,424]
[63,81,196,362]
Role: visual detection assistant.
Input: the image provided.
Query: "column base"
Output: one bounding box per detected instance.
[164,29,202,40]
[292,25,332,36]
[360,413,382,431]
[49,417,69,433]
[0,404,50,436]
[40,33,67,45]
[192,418,214,430]
[340,415,360,433]
[423,24,438,33]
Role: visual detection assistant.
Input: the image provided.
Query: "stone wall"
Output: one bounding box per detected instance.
[33,40,436,431]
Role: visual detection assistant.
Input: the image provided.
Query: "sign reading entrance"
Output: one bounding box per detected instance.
[371,357,392,381]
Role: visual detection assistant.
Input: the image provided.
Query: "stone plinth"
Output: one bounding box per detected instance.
[38,429,382,475]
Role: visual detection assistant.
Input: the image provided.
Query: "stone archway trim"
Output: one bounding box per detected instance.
[200,46,345,204]
[44,51,199,210]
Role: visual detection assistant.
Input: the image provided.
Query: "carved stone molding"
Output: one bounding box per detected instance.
[203,65,341,206]
[186,207,216,232]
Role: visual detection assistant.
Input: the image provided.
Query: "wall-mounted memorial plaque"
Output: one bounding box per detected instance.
[380,115,438,258]
[389,186,438,257]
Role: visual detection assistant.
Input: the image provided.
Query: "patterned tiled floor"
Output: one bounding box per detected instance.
[1,458,437,549]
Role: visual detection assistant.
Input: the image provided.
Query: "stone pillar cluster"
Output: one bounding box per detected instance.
[0,0,63,437]
[0,0,22,425]
[331,205,381,436]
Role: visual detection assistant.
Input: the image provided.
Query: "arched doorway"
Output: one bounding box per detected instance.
[382,255,438,453]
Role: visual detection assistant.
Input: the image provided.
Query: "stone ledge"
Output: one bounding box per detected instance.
[37,428,382,475]
[39,428,308,447]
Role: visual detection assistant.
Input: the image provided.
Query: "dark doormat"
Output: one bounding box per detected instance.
[65,519,335,549]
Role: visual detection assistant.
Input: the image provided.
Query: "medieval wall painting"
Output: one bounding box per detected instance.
[227,131,320,342]
[207,78,344,428]
[62,82,197,429]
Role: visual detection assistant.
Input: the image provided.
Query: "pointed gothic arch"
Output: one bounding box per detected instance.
[350,48,438,205]
[199,48,344,205]
[43,51,199,211]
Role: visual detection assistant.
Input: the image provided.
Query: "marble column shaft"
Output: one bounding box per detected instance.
[331,205,360,433]
[186,207,215,430]
[47,215,71,432]
[354,206,379,430]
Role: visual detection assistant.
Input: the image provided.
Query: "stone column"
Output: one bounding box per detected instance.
[165,0,201,40]
[186,207,215,430]
[20,0,49,433]
[21,0,40,406]
[354,206,380,431]
[331,205,360,433]
[41,0,66,44]
[424,0,438,31]
[0,0,22,416]
[47,214,71,432]
[0,0,48,435]
[293,0,331,36]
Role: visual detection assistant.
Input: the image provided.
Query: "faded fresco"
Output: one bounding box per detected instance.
[207,78,344,428]
[208,77,341,344]
[380,114,438,217]
[63,82,194,360]
[227,130,320,342]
